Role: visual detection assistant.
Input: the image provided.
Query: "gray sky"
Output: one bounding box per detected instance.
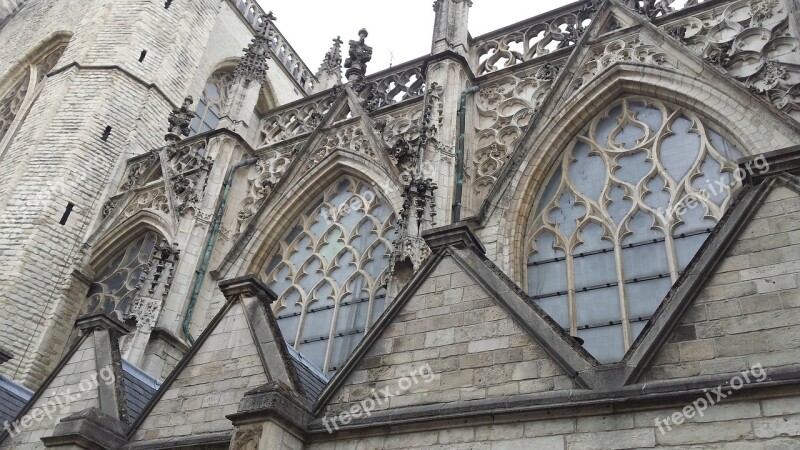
[262,0,576,74]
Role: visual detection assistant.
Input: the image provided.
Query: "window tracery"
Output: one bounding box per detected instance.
[526,97,743,363]
[84,231,180,328]
[189,70,236,136]
[0,45,65,157]
[262,176,396,375]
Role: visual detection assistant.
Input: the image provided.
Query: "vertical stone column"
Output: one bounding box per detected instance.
[75,314,130,423]
[424,0,474,224]
[431,0,472,56]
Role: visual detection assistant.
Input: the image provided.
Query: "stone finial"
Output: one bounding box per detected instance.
[166,96,195,142]
[319,36,343,75]
[344,29,373,83]
[234,12,276,85]
[316,36,344,90]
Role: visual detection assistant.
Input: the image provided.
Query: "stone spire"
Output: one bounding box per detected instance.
[234,12,276,85]
[344,28,373,83]
[316,36,344,90]
[432,0,472,55]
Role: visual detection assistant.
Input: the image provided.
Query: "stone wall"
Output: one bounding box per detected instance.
[324,255,576,417]
[309,394,800,449]
[0,335,99,450]
[130,300,269,442]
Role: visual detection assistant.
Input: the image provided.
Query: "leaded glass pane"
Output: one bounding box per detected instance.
[263,176,396,375]
[527,97,743,363]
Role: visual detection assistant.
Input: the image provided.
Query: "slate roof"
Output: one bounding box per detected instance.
[0,375,32,425]
[122,360,161,425]
[288,347,327,404]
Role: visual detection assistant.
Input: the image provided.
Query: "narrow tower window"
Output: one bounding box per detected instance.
[139,50,147,62]
[165,0,172,8]
[59,203,74,225]
[101,126,112,141]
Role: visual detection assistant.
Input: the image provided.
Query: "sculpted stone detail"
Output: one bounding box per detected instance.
[470,62,562,206]
[471,4,594,76]
[345,29,373,82]
[234,12,275,85]
[124,186,170,218]
[167,97,195,141]
[664,0,800,119]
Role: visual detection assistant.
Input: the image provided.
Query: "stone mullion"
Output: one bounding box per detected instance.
[613,241,632,350]
[566,252,578,337]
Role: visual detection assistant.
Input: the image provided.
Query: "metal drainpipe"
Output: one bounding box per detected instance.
[182,156,259,344]
[453,85,480,223]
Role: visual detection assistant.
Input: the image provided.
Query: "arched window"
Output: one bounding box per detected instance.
[262,176,396,375]
[189,70,236,136]
[527,97,744,363]
[0,45,65,161]
[85,231,160,319]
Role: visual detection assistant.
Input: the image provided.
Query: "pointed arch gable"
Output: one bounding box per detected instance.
[216,150,403,280]
[86,211,175,273]
[495,63,800,284]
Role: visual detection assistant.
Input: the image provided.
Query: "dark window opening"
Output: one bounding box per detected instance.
[164,0,172,8]
[139,50,147,62]
[60,203,74,225]
[101,126,112,141]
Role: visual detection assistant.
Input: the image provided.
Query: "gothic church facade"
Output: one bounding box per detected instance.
[1,0,800,448]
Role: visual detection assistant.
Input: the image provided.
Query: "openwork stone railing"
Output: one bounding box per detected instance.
[470,2,598,76]
[257,87,343,148]
[357,58,427,112]
[231,0,317,94]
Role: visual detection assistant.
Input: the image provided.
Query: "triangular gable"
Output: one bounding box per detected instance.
[0,334,98,447]
[315,234,598,415]
[127,277,301,442]
[625,173,800,384]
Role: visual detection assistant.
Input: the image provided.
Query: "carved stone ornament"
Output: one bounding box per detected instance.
[234,12,276,85]
[344,29,373,82]
[664,0,800,120]
[166,96,195,141]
